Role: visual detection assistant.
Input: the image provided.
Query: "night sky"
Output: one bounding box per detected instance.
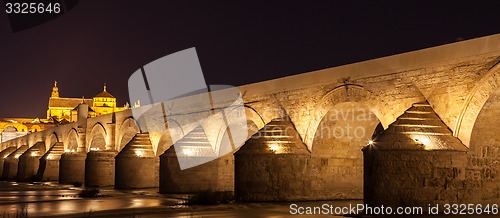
[1,0,500,118]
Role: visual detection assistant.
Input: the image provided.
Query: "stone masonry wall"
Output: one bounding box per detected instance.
[468,86,500,203]
[364,149,468,210]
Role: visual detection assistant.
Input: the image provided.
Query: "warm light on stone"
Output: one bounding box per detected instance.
[268,144,281,153]
[182,148,193,155]
[135,150,143,156]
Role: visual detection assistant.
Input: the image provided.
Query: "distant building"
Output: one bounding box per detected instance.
[46,81,127,122]
[0,81,129,143]
[0,118,56,143]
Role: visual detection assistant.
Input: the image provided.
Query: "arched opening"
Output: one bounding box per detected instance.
[309,102,381,199]
[211,104,259,158]
[3,126,17,132]
[118,118,139,151]
[17,125,28,132]
[30,125,41,132]
[155,131,173,156]
[469,87,500,202]
[89,124,107,151]
[371,122,384,139]
[46,133,59,150]
[454,63,500,147]
[219,120,259,157]
[66,129,78,151]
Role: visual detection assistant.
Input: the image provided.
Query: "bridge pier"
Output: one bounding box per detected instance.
[159,125,234,194]
[59,152,86,185]
[115,133,157,189]
[159,146,234,193]
[17,141,46,181]
[2,145,28,180]
[58,101,88,185]
[0,147,17,177]
[234,118,311,201]
[363,102,469,210]
[85,150,117,187]
[36,142,64,181]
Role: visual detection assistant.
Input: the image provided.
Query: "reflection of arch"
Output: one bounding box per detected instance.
[66,128,79,151]
[304,85,381,150]
[117,117,139,151]
[454,63,500,147]
[89,123,107,150]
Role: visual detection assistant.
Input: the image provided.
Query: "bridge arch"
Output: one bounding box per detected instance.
[454,62,500,147]
[165,118,190,145]
[117,117,140,151]
[30,125,41,132]
[46,132,59,150]
[153,132,171,156]
[88,123,107,151]
[66,128,79,152]
[468,80,500,203]
[17,125,28,132]
[216,105,266,155]
[3,125,16,131]
[304,85,383,151]
[243,105,266,130]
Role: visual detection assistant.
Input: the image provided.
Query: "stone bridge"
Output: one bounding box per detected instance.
[1,33,500,206]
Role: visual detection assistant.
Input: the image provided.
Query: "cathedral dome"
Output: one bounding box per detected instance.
[95,84,115,98]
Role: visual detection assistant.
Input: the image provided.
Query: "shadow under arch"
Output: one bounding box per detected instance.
[304,84,382,151]
[308,100,382,200]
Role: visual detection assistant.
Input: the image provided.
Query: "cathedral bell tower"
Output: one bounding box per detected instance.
[51,81,59,98]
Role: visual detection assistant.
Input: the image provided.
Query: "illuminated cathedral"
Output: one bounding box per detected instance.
[1,82,128,143]
[46,81,128,122]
